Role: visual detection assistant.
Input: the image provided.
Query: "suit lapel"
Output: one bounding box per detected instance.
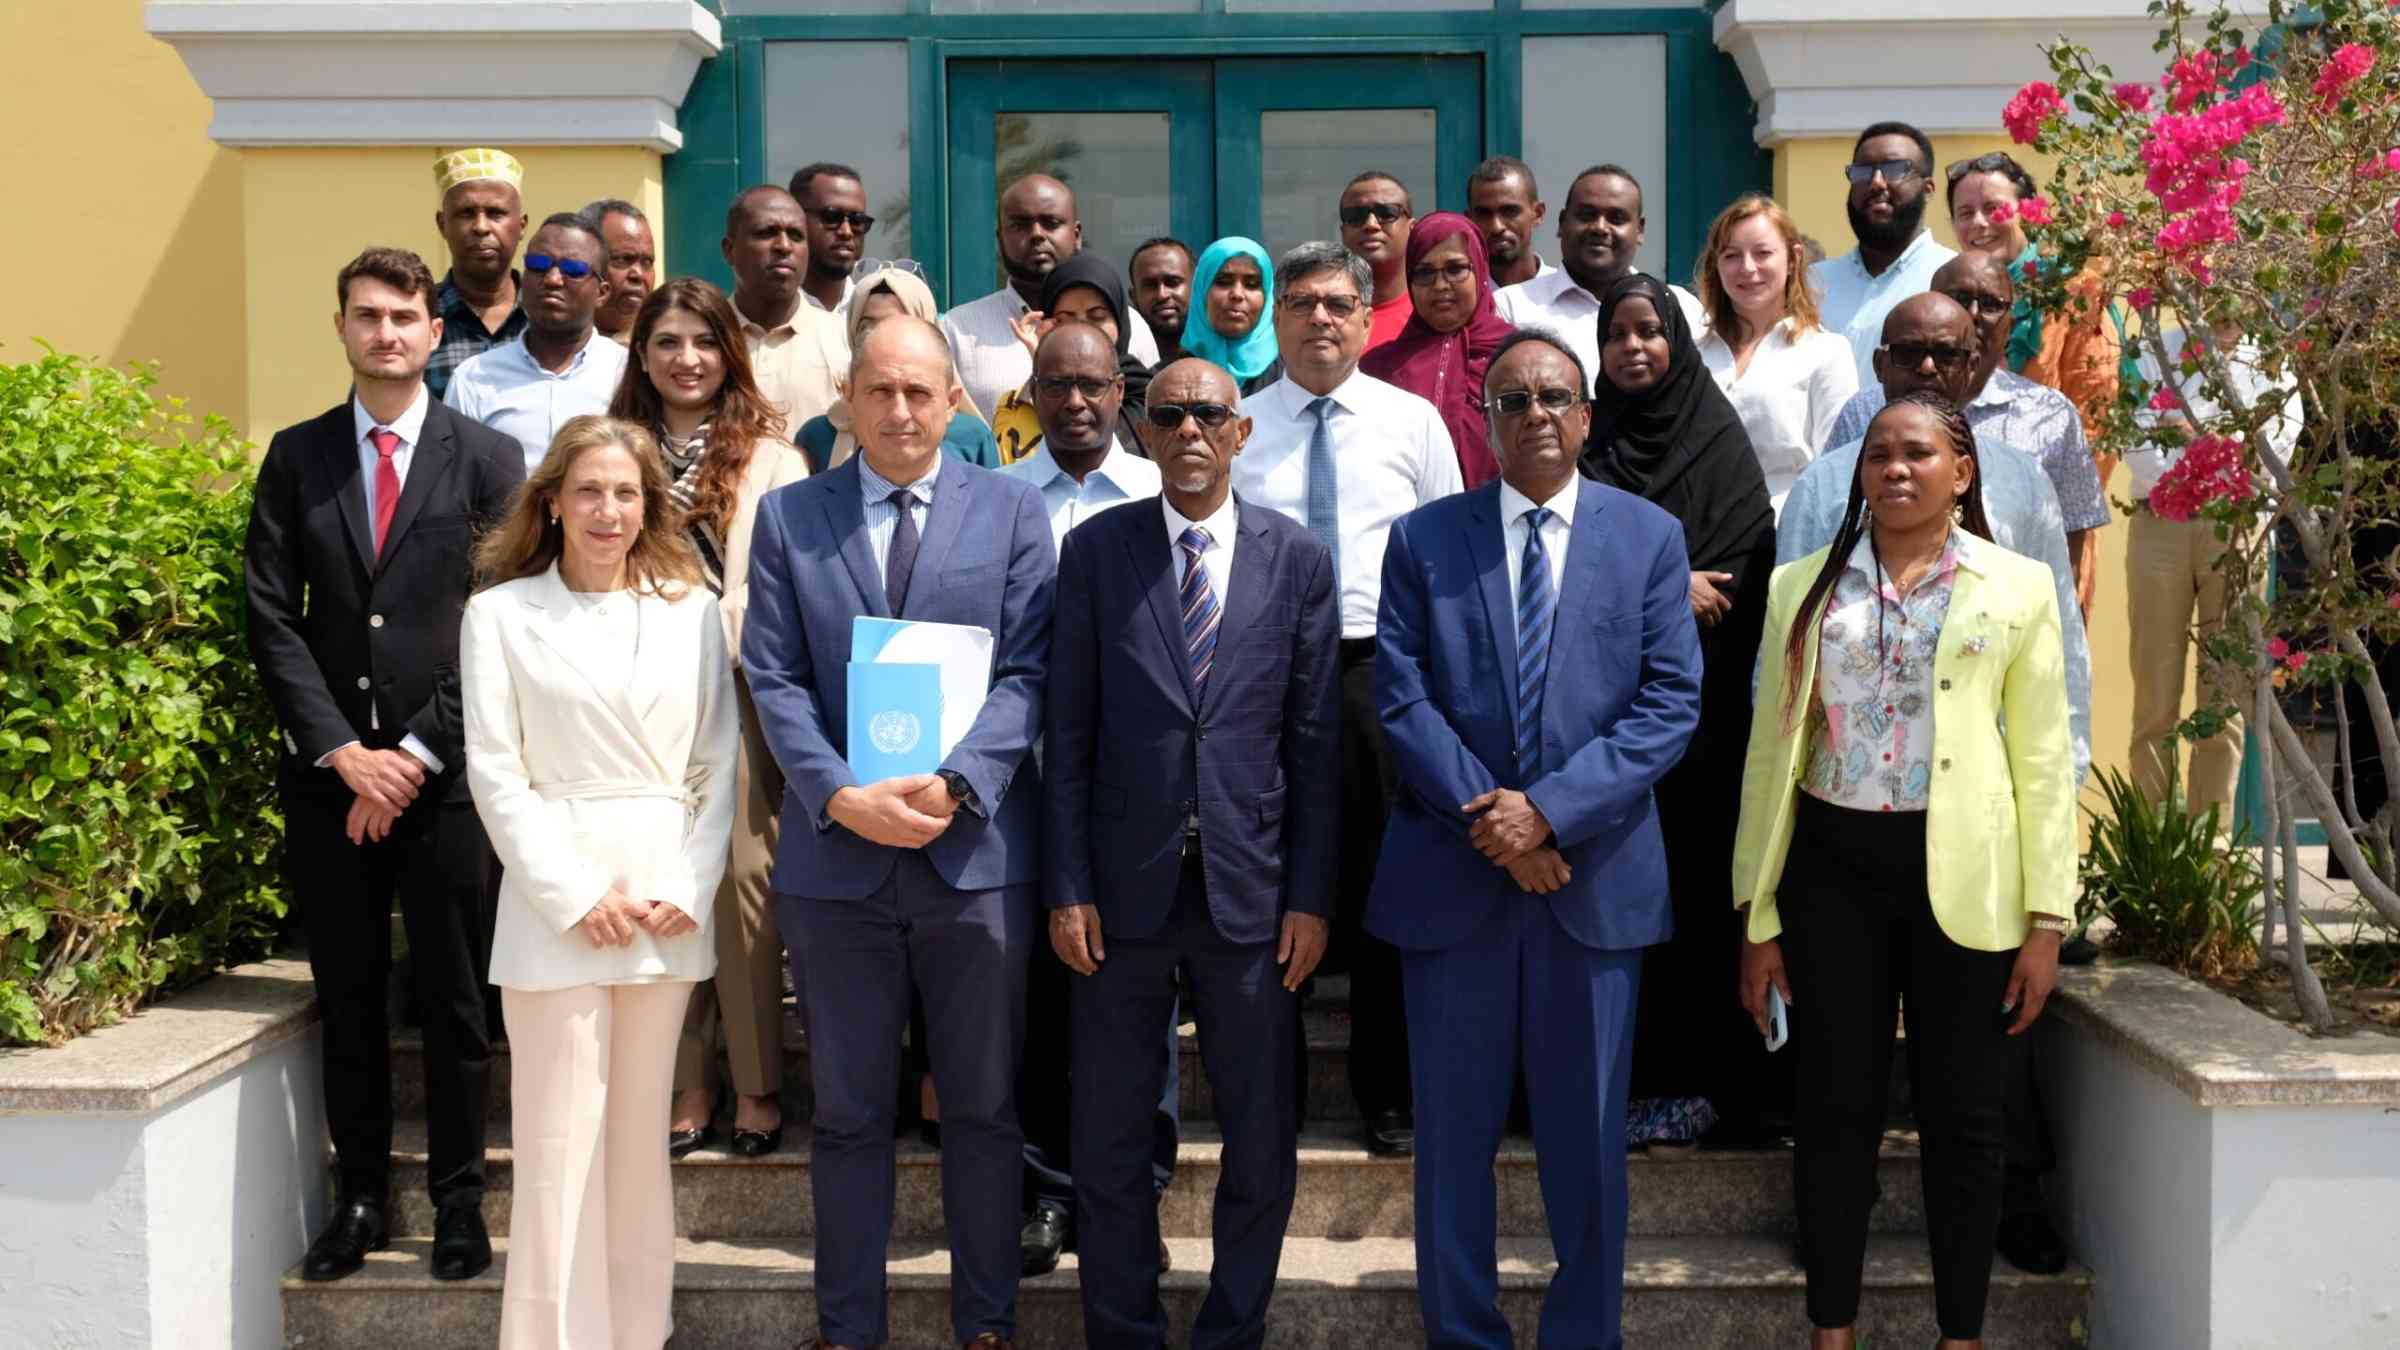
[315,405,376,576]
[1464,486,1518,730]
[1201,501,1276,717]
[897,460,965,617]
[815,462,888,619]
[374,410,456,577]
[1129,506,1199,711]
[1548,484,1611,640]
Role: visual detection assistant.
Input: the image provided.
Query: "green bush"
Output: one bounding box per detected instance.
[0,347,282,1046]
[2079,767,2260,980]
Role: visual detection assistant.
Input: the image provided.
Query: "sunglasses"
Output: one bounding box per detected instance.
[814,207,876,233]
[1034,375,1120,401]
[851,257,927,280]
[1146,402,1238,430]
[524,253,595,279]
[1278,292,1363,320]
[1945,152,2022,184]
[1338,203,1409,227]
[1940,289,2014,319]
[1880,341,1975,371]
[1486,387,1583,417]
[1843,159,1923,186]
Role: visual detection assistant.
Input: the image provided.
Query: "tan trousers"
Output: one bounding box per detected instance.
[499,980,694,1350]
[675,673,786,1097]
[2126,506,2247,818]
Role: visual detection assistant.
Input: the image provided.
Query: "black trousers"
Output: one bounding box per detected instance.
[1335,638,1410,1120]
[1020,936,1182,1214]
[287,787,495,1209]
[1779,796,2016,1340]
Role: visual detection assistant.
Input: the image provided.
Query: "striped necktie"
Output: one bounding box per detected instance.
[1516,507,1555,775]
[1302,396,1340,577]
[1179,525,1220,701]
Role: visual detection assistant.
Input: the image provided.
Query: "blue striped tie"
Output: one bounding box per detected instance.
[1303,396,1340,577]
[1516,507,1555,775]
[1179,526,1220,700]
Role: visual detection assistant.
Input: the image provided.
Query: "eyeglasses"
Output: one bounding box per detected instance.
[1843,159,1923,187]
[1338,203,1409,227]
[1945,152,2021,185]
[850,257,928,280]
[1034,375,1121,401]
[1940,289,2014,320]
[1278,292,1363,319]
[1146,402,1238,430]
[814,207,876,233]
[1408,260,1476,289]
[1486,387,1584,417]
[524,253,595,279]
[1880,341,1975,371]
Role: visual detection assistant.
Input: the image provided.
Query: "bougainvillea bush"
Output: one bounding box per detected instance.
[2008,0,2400,1024]
[0,349,282,1045]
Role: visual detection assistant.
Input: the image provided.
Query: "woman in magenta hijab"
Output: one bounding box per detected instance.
[1360,210,1515,487]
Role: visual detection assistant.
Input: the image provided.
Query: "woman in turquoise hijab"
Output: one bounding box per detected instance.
[1179,236,1284,394]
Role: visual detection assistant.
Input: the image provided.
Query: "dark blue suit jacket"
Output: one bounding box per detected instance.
[741,455,1055,898]
[1365,479,1702,953]
[1044,496,1341,946]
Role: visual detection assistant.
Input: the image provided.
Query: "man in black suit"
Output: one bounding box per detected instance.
[245,246,526,1284]
[1046,356,1340,1349]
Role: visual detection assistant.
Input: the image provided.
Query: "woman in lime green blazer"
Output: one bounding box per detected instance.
[1728,391,2074,1350]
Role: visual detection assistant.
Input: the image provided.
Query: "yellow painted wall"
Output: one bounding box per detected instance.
[1776,133,2136,795]
[1,1,248,427]
[239,148,664,438]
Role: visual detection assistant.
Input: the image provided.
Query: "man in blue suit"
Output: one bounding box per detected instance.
[743,316,1054,1350]
[1046,357,1340,1349]
[1370,328,1703,1349]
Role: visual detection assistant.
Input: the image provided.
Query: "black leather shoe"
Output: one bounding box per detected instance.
[669,1124,713,1158]
[1020,1201,1072,1276]
[301,1196,388,1281]
[1996,1212,2070,1274]
[1362,1109,1415,1157]
[729,1125,784,1158]
[430,1202,493,1281]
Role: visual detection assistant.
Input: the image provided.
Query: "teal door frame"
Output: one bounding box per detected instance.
[1209,56,1484,244]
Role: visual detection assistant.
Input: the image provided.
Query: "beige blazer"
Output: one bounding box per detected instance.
[719,440,809,661]
[462,565,740,991]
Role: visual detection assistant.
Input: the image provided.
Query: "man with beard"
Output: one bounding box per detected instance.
[1129,237,1194,366]
[1493,165,1705,390]
[426,148,529,401]
[1465,156,1549,291]
[582,198,656,346]
[1338,171,1417,351]
[1812,121,1960,388]
[943,174,1163,424]
[444,213,628,472]
[721,183,847,436]
[790,162,873,316]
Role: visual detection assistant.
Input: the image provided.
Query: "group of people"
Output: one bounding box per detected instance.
[240,120,2252,1350]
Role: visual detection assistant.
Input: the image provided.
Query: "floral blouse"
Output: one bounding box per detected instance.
[1801,531,1964,812]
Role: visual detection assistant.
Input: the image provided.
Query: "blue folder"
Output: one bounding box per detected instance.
[846,661,945,781]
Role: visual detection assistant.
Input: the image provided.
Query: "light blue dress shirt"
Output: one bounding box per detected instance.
[1825,369,2110,534]
[999,441,1162,550]
[1776,435,2093,786]
[1810,230,1959,390]
[443,331,629,473]
[857,453,942,591]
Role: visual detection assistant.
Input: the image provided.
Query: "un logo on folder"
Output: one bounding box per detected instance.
[869,709,923,755]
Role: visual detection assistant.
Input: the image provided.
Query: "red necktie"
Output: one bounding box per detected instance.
[368,428,402,558]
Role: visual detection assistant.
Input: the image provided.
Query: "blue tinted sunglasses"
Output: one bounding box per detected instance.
[524,253,595,279]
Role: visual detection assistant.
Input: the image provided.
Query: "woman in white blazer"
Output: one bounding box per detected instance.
[610,277,810,1158]
[462,414,738,1350]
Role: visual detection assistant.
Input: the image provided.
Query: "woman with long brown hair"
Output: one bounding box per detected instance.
[462,415,737,1349]
[1729,391,2073,1350]
[1693,194,1858,515]
[609,277,806,1159]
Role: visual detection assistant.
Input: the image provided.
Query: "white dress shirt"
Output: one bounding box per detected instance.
[1492,268,1708,394]
[2128,330,2299,501]
[1498,473,1578,649]
[804,276,857,314]
[857,453,942,591]
[444,331,629,474]
[320,389,441,772]
[1162,492,1239,608]
[1232,371,1463,638]
[1697,317,1860,514]
[1809,230,1959,389]
[941,283,1162,428]
[1000,440,1163,550]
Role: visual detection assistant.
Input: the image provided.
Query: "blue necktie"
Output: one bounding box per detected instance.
[1303,396,1341,578]
[885,487,920,615]
[1516,507,1555,775]
[1179,526,1220,701]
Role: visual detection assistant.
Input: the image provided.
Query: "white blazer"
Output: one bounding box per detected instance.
[462,564,740,991]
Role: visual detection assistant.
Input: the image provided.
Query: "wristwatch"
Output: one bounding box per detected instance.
[937,769,975,806]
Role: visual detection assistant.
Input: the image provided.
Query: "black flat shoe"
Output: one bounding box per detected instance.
[1996,1212,2070,1274]
[430,1202,492,1281]
[301,1197,388,1281]
[728,1125,784,1158]
[1362,1109,1416,1158]
[1020,1201,1072,1277]
[669,1125,714,1158]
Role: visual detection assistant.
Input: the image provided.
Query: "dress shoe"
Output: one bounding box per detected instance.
[1021,1201,1072,1276]
[430,1201,493,1281]
[729,1124,784,1158]
[1996,1211,2070,1274]
[1362,1108,1415,1157]
[301,1196,388,1281]
[669,1124,714,1158]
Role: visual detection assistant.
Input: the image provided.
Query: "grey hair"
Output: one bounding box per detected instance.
[1276,241,1372,305]
[581,197,648,228]
[1480,326,1591,401]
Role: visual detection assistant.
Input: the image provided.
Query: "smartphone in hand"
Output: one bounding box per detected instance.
[1765,985,1790,1052]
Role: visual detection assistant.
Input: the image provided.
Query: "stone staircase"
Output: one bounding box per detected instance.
[284,989,2090,1347]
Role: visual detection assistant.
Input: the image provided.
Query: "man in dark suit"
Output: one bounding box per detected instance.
[741,316,1053,1350]
[1369,328,1702,1350]
[244,246,526,1283]
[1046,357,1339,1350]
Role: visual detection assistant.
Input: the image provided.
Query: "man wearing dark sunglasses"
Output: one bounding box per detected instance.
[1337,171,1417,350]
[443,213,626,474]
[789,161,873,315]
[1811,121,1960,388]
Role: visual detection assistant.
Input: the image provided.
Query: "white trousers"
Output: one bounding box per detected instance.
[498,980,695,1350]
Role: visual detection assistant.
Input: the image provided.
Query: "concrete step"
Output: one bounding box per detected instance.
[389,1122,1924,1243]
[280,1234,2088,1349]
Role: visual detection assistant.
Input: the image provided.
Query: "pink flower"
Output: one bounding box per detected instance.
[2004,81,2068,144]
[2386,592,2400,610]
[2114,82,2157,113]
[2017,195,2055,227]
[2151,435,2254,522]
[2128,286,2157,309]
[2022,260,2042,281]
[2150,386,2185,411]
[2108,210,2129,229]
[2316,43,2376,104]
[2289,650,2311,671]
[2268,636,2291,659]
[1986,197,2017,224]
[2166,50,2230,112]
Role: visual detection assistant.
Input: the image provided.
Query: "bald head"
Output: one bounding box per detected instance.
[1149,357,1239,409]
[1931,252,2016,391]
[997,174,1082,288]
[1034,324,1124,460]
[852,314,956,386]
[1932,251,2014,298]
[849,315,962,478]
[1874,293,1979,404]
